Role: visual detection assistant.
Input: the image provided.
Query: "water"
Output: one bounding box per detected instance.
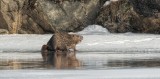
[1,51,160,70]
[1,51,160,79]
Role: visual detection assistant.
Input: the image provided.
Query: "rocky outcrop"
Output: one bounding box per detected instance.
[39,0,105,32]
[0,0,159,34]
[21,0,55,34]
[96,0,160,33]
[0,0,106,34]
[0,0,55,34]
[130,0,160,17]
[0,0,24,34]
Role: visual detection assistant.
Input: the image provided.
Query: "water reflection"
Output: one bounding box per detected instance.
[42,50,81,69]
[108,59,160,68]
[0,60,43,70]
[1,52,160,70]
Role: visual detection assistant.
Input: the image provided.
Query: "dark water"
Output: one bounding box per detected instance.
[1,52,160,70]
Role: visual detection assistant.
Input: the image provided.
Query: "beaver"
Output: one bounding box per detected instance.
[47,32,83,52]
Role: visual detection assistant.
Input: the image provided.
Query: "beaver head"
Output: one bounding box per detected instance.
[71,34,83,44]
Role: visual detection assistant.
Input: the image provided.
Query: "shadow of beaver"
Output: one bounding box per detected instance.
[41,50,81,69]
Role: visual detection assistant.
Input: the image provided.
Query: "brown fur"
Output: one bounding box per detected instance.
[66,34,83,51]
[47,32,83,51]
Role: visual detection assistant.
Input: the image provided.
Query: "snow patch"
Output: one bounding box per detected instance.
[78,25,110,35]
[103,0,119,7]
[111,0,119,2]
[103,1,111,7]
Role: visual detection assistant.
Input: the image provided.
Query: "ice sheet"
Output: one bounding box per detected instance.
[0,25,160,53]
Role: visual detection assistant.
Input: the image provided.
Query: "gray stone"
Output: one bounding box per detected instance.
[0,29,9,34]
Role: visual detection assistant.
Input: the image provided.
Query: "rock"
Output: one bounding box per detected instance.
[129,0,160,17]
[0,0,107,34]
[96,0,160,34]
[0,0,159,34]
[39,0,105,32]
[142,17,160,33]
[0,0,55,34]
[0,29,9,34]
[0,0,25,34]
[96,0,134,33]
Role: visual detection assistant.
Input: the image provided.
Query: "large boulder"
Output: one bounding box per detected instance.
[0,0,25,34]
[96,0,160,33]
[39,0,106,32]
[0,0,54,34]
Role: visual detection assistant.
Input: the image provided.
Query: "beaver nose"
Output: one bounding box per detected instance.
[81,36,83,40]
[80,36,83,39]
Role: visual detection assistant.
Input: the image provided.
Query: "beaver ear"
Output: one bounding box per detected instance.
[70,34,73,36]
[72,35,76,37]
[71,35,74,37]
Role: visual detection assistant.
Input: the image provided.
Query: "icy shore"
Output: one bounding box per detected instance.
[0,68,160,79]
